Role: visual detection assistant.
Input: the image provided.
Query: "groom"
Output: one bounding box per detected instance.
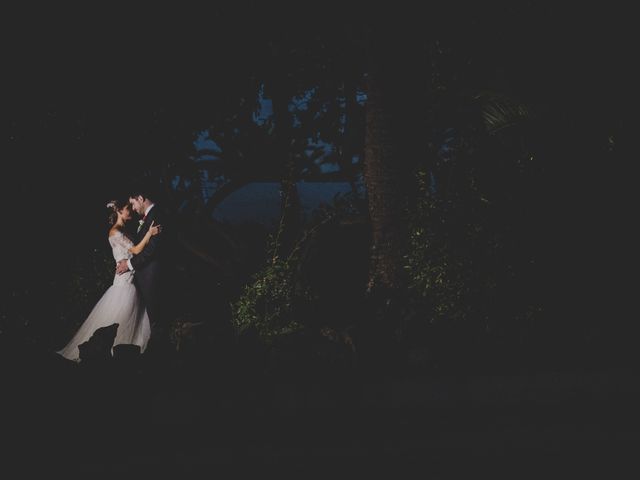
[116,189,170,359]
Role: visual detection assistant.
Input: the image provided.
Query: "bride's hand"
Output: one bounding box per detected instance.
[149,221,162,236]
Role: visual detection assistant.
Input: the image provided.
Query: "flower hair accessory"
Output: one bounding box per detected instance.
[106,201,116,209]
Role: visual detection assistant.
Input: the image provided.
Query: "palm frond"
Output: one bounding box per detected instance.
[472,92,530,134]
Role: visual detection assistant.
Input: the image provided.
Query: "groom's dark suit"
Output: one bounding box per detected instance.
[131,205,169,351]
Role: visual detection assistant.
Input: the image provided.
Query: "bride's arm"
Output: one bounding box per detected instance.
[128,221,162,255]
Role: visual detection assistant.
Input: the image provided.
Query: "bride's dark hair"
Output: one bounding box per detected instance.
[106,199,130,225]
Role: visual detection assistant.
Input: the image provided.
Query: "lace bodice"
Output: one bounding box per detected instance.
[108,230,134,262]
[108,231,135,285]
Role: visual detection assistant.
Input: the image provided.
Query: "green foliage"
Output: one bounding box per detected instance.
[405,154,542,336]
[231,254,308,343]
[402,83,543,340]
[404,174,480,325]
[231,191,363,343]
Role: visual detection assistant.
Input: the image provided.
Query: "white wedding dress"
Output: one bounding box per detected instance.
[57,231,151,361]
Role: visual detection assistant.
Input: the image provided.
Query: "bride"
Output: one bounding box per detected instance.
[57,199,162,361]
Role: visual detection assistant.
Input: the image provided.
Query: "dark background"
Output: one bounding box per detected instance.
[4,2,634,334]
[2,2,639,474]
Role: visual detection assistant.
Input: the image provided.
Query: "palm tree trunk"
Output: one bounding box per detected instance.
[363,71,407,295]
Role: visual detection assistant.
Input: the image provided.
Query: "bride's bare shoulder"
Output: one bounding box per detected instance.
[108,227,122,238]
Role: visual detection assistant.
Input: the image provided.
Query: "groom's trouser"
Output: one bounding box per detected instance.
[135,262,169,346]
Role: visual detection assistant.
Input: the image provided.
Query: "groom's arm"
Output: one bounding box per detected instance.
[130,232,161,270]
[129,211,164,271]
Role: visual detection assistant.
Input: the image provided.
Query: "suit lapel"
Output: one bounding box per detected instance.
[136,207,157,240]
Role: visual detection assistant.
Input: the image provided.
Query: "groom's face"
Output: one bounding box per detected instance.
[129,196,145,216]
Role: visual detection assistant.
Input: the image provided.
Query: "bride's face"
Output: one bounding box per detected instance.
[118,205,132,223]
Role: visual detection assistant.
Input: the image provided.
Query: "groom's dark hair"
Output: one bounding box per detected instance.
[129,189,154,201]
[129,182,159,202]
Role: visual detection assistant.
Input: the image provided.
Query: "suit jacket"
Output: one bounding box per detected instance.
[131,204,174,329]
[131,205,165,282]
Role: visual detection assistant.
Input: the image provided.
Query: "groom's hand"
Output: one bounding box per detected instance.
[116,259,130,275]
